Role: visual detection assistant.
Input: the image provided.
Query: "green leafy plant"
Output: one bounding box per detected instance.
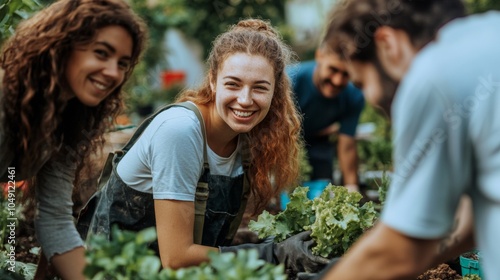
[84,225,161,280]
[463,274,482,280]
[249,184,378,258]
[0,0,42,44]
[146,0,291,60]
[158,249,286,280]
[0,250,37,280]
[376,171,391,207]
[357,138,393,172]
[466,0,500,13]
[298,147,313,184]
[85,226,286,280]
[357,104,393,172]
[250,187,314,242]
[306,185,378,258]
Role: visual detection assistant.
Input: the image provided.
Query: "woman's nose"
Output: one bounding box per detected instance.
[237,87,253,106]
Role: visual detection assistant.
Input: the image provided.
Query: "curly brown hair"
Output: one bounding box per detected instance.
[0,0,147,199]
[176,19,303,213]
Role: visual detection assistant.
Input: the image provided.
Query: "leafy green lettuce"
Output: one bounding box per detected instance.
[249,184,378,258]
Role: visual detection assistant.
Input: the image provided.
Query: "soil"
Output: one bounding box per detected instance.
[462,251,479,260]
[417,263,462,280]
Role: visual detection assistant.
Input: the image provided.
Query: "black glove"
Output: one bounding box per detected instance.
[220,231,330,276]
[295,257,341,280]
[219,236,275,263]
[274,231,330,276]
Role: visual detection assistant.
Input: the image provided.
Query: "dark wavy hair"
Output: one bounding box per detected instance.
[324,0,466,61]
[176,19,303,213]
[0,0,147,199]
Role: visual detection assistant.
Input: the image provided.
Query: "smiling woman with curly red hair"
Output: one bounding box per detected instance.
[0,0,147,278]
[79,18,329,277]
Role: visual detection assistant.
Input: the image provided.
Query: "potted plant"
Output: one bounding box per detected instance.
[460,250,483,278]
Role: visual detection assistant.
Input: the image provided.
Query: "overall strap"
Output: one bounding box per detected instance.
[95,102,209,244]
[121,102,207,162]
[225,134,251,241]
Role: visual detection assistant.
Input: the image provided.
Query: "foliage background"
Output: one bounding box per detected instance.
[2,0,499,113]
[2,0,500,160]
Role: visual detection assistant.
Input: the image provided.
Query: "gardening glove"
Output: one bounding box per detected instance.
[219,236,275,263]
[295,257,341,280]
[274,231,330,276]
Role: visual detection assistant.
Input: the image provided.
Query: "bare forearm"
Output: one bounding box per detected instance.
[339,153,358,184]
[51,246,86,280]
[338,136,359,185]
[160,244,218,269]
[324,224,438,280]
[155,200,219,269]
[432,196,475,266]
[432,230,475,267]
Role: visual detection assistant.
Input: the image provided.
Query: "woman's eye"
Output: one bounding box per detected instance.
[118,61,130,70]
[95,49,108,58]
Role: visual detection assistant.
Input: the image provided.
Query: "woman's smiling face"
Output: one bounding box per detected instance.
[65,25,133,106]
[211,52,275,134]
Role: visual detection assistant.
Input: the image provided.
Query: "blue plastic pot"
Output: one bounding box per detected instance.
[280,180,330,210]
[304,180,330,199]
[460,251,483,278]
[280,191,290,210]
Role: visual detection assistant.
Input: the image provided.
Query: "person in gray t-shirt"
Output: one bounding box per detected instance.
[318,1,500,280]
[0,1,147,278]
[79,18,330,278]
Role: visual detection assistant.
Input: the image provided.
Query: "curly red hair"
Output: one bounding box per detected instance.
[176,19,303,213]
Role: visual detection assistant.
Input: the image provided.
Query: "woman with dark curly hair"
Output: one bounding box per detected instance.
[80,18,329,276]
[0,0,147,278]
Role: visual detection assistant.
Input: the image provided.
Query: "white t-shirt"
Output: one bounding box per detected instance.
[116,105,244,201]
[381,11,500,279]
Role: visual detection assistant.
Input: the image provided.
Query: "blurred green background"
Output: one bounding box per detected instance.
[2,0,499,175]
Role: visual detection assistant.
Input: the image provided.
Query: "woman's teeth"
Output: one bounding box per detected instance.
[234,110,252,117]
[93,80,108,90]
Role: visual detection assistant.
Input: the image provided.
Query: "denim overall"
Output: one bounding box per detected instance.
[77,102,250,254]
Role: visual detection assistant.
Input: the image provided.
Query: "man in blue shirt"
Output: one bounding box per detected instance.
[289,43,364,191]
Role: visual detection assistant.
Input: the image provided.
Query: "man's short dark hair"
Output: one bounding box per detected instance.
[324,0,466,61]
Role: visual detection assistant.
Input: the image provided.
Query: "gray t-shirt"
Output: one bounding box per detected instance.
[381,11,500,279]
[1,121,83,260]
[117,106,244,200]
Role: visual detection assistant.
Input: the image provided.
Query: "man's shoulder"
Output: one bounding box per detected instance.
[415,12,500,71]
[340,83,365,106]
[402,12,500,98]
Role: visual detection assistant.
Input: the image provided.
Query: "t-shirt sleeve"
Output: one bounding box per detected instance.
[339,85,365,136]
[381,73,464,239]
[35,154,84,260]
[149,113,204,201]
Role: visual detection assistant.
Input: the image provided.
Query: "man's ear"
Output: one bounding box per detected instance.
[375,26,416,80]
[374,26,401,66]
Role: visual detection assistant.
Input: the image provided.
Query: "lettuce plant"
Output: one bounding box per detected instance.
[249,184,378,258]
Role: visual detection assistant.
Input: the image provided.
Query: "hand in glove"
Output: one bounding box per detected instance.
[219,231,329,276]
[274,231,330,276]
[219,236,276,263]
[295,257,341,280]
